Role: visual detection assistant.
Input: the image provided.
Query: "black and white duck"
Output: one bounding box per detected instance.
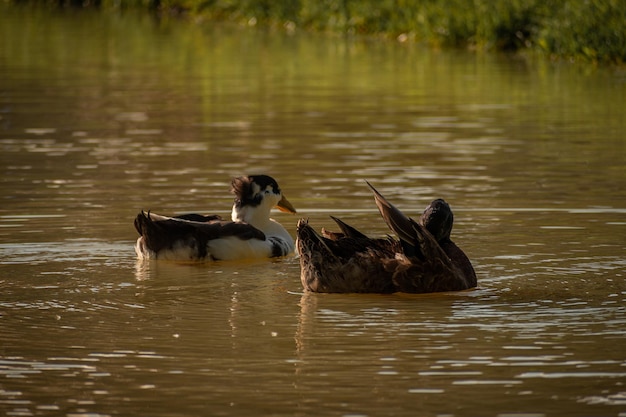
[134,175,296,262]
[296,181,476,293]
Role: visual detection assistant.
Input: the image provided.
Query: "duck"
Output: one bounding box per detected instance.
[134,175,297,262]
[296,181,476,293]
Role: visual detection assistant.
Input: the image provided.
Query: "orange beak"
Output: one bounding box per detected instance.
[276,195,297,214]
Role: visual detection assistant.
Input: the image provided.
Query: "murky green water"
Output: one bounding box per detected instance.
[1,4,625,417]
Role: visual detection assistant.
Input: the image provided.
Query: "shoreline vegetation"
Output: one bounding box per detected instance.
[9,0,626,65]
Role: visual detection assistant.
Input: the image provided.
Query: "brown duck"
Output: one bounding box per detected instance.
[296,181,476,293]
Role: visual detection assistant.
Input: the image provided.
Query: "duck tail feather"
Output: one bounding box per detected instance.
[135,210,197,254]
[134,210,150,236]
[297,218,334,255]
[329,216,368,239]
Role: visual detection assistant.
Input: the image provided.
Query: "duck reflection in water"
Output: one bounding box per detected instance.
[296,181,477,294]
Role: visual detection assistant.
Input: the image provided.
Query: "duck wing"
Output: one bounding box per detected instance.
[365,181,418,247]
[366,181,447,261]
[364,183,478,292]
[134,211,266,259]
[325,215,369,240]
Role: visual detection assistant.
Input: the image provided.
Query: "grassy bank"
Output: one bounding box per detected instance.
[13,0,626,64]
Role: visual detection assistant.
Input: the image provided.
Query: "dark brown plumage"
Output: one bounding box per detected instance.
[296,182,476,294]
[134,211,266,260]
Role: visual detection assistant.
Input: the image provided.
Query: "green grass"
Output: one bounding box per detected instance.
[12,0,626,64]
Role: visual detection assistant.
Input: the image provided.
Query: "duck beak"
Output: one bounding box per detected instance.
[276,195,297,214]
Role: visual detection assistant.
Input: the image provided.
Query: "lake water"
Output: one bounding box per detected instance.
[1,4,625,417]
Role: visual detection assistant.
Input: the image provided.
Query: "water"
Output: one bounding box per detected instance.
[1,4,625,417]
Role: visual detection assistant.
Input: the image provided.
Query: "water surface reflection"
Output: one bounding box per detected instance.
[1,4,625,417]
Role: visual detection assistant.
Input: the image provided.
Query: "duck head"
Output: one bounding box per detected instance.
[230,175,296,224]
[419,199,453,242]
